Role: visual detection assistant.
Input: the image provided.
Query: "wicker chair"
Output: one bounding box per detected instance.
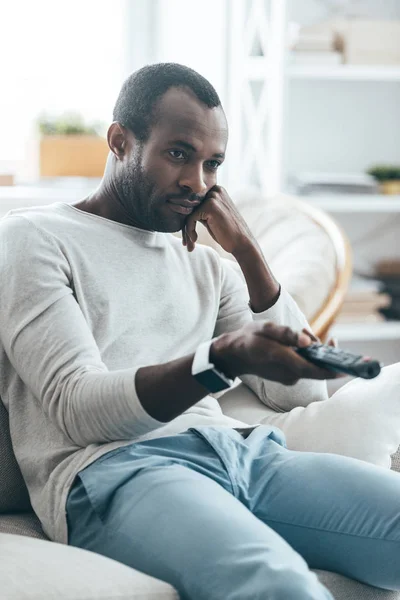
[299,197,353,341]
[196,189,353,339]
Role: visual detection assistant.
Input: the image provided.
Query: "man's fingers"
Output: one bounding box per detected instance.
[185,215,199,240]
[259,322,311,348]
[302,327,320,343]
[183,217,200,252]
[256,324,343,380]
[268,346,344,382]
[287,351,343,381]
[299,359,343,380]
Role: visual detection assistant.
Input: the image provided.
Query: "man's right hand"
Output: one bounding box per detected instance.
[210,322,340,386]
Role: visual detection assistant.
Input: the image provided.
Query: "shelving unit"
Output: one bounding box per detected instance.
[226,0,400,364]
[285,6,400,356]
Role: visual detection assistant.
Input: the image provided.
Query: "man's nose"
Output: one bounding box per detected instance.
[178,164,208,197]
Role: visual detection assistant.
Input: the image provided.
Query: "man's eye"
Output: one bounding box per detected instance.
[169,150,186,160]
[207,160,221,170]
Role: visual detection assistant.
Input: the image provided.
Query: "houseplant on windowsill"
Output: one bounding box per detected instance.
[367,165,400,195]
[38,112,109,178]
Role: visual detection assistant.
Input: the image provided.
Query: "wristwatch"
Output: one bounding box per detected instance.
[191,339,234,393]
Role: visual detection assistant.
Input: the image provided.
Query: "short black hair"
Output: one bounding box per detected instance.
[113,62,222,141]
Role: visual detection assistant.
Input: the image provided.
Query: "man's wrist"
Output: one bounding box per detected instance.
[209,334,237,380]
[232,242,281,312]
[231,236,258,261]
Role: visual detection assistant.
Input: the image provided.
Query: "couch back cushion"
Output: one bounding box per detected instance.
[0,398,32,512]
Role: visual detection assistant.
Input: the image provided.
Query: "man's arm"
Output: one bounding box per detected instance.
[183,185,281,312]
[139,183,340,420]
[183,186,333,411]
[231,240,280,313]
[0,214,333,447]
[0,215,166,446]
[136,322,335,422]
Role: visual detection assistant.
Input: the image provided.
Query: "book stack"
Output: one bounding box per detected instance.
[374,260,400,321]
[289,25,343,65]
[336,275,390,324]
[290,172,379,196]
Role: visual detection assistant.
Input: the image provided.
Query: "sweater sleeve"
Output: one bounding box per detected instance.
[213,258,329,412]
[0,215,164,446]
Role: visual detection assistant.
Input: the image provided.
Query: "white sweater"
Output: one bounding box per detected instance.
[0,203,327,543]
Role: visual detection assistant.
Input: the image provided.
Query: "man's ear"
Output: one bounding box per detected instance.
[107,122,129,159]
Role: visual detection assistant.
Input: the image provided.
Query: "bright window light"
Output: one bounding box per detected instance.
[0,0,125,172]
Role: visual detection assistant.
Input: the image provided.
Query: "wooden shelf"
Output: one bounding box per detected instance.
[247,58,400,81]
[289,64,400,81]
[304,195,400,213]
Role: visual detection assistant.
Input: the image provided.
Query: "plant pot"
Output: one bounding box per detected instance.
[40,135,109,177]
[380,180,400,195]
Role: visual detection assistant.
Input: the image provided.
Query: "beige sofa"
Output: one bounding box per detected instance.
[2,192,400,599]
[2,391,400,600]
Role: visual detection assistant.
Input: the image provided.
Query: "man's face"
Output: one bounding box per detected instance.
[117,87,228,232]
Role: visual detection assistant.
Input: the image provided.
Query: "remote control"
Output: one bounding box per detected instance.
[296,343,382,379]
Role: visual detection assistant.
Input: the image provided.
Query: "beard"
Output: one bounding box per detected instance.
[117,151,171,232]
[118,150,183,233]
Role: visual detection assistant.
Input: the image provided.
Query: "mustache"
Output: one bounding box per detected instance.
[166,192,205,203]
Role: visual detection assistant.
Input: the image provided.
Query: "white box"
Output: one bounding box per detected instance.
[344,20,400,65]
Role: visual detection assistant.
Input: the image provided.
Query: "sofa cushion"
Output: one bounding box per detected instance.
[315,569,400,600]
[0,398,31,512]
[0,533,178,600]
[261,362,400,470]
[219,362,400,471]
[0,512,47,539]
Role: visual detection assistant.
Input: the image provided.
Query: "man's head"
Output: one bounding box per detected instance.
[106,63,228,232]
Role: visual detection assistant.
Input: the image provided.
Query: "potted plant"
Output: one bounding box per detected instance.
[367,164,400,195]
[38,112,109,177]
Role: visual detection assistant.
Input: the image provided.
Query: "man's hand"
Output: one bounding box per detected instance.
[210,321,342,385]
[182,185,255,256]
[302,327,338,349]
[183,184,280,312]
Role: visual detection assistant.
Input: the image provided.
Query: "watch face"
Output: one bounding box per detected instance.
[193,369,231,393]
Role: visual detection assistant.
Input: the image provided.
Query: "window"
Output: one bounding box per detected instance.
[0,0,126,177]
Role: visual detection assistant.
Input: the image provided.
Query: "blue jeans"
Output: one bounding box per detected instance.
[67,426,400,600]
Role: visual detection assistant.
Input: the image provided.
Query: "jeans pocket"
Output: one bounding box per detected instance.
[66,476,105,546]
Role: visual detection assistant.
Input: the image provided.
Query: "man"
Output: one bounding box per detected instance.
[1,63,400,600]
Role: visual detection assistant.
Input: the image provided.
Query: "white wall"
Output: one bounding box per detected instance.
[285,81,400,179]
[152,0,229,106]
[149,0,230,184]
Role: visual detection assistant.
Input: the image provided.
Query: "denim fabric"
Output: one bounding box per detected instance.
[67,426,400,600]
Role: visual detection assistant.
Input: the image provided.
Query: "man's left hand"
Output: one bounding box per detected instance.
[302,328,338,348]
[182,186,255,256]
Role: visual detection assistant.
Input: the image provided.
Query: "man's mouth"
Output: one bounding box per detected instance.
[166,198,201,215]
[167,202,196,215]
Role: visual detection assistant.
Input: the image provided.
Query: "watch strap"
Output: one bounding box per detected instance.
[191,340,234,393]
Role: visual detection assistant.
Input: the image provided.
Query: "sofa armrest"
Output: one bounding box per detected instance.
[0,533,178,600]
